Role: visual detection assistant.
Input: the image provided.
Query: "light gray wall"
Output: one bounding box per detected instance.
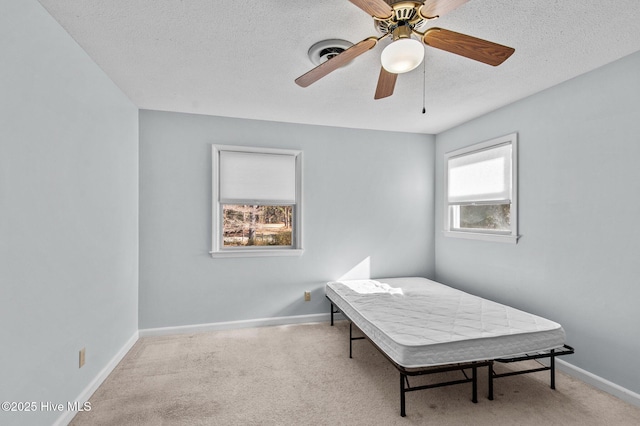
[0,2,139,425]
[139,110,435,328]
[434,51,640,394]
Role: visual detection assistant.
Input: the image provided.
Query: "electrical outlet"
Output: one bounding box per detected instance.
[79,348,85,368]
[304,291,311,302]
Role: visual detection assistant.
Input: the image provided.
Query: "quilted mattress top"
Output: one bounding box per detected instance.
[326,277,566,368]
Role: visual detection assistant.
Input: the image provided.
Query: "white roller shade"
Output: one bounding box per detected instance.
[448,143,512,204]
[219,151,296,203]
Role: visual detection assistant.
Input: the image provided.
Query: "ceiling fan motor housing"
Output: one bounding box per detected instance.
[375,1,429,35]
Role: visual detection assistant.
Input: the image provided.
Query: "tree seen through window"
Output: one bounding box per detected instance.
[223,205,292,246]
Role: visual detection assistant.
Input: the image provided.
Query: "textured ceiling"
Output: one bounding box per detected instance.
[37,0,640,134]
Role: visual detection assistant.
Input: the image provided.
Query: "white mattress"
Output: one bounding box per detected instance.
[326,277,566,368]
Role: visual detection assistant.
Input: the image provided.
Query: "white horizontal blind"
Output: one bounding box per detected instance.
[448,143,512,204]
[219,151,296,203]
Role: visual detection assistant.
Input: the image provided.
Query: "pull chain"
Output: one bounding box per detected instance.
[421,59,426,114]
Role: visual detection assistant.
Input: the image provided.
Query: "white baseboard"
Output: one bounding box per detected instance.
[139,312,341,337]
[556,359,640,408]
[53,331,139,426]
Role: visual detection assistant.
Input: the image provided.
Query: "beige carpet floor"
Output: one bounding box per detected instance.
[70,321,640,425]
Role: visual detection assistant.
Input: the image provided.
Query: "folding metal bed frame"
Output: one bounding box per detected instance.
[326,278,574,417]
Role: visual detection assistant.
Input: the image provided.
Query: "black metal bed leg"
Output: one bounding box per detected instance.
[400,373,406,417]
[472,366,478,403]
[488,362,494,400]
[550,349,556,390]
[330,302,334,326]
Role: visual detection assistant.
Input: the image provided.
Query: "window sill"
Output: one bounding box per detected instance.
[210,249,304,259]
[443,231,519,244]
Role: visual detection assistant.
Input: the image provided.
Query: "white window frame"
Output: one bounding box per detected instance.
[211,145,303,258]
[443,133,519,244]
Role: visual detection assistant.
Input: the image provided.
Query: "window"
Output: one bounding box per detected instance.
[444,133,519,243]
[211,145,303,257]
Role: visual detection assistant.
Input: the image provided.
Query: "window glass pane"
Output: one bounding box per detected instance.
[223,205,293,247]
[456,204,511,231]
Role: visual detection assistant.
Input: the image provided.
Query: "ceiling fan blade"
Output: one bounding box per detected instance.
[348,0,393,19]
[423,28,515,66]
[374,67,397,99]
[419,0,470,19]
[295,37,378,88]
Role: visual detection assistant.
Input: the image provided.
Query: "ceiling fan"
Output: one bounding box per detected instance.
[295,0,515,99]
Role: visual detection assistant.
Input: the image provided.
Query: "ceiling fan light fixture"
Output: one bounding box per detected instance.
[381,37,424,74]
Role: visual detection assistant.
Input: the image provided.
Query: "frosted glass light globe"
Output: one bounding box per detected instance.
[381,38,425,74]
